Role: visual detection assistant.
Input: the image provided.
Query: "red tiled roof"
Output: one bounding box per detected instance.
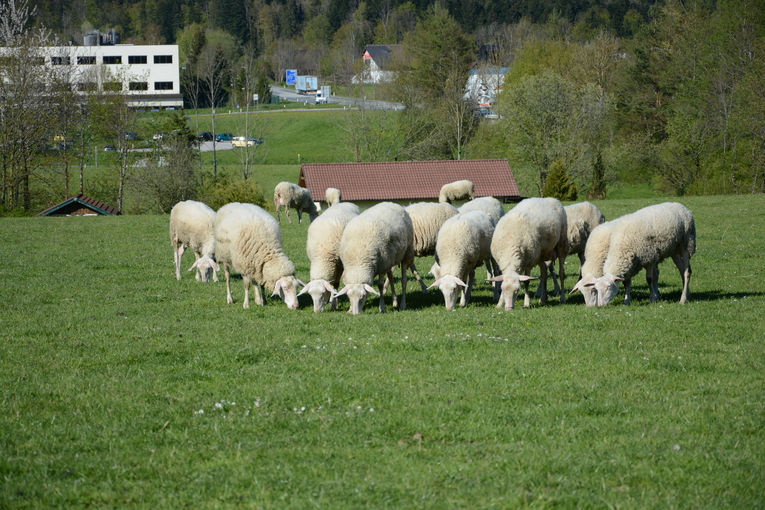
[37,194,120,216]
[299,159,520,202]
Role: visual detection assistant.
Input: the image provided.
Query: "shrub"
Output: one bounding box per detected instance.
[201,172,266,210]
[542,159,578,201]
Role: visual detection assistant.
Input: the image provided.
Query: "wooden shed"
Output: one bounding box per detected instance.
[37,194,120,216]
[299,159,521,205]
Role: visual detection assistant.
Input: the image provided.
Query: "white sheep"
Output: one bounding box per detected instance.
[439,180,475,204]
[489,197,568,309]
[335,202,415,314]
[300,202,361,312]
[169,200,219,282]
[567,218,620,306]
[540,201,605,295]
[429,211,495,310]
[273,181,319,224]
[402,201,458,291]
[571,202,695,307]
[214,202,304,309]
[457,196,505,296]
[325,187,342,207]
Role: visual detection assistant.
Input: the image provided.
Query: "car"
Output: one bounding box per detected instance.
[153,132,166,141]
[197,131,213,141]
[103,145,116,151]
[125,131,138,141]
[215,132,234,142]
[231,136,264,147]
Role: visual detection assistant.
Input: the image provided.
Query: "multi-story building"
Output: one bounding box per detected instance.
[7,31,182,109]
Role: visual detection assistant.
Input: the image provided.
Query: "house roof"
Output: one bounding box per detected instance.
[38,194,120,216]
[363,44,403,70]
[299,159,520,202]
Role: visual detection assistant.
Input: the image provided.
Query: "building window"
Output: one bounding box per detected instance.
[129,81,148,91]
[77,82,97,92]
[103,56,121,64]
[77,56,96,65]
[103,82,122,92]
[128,55,147,64]
[154,81,173,90]
[153,55,172,64]
[51,56,71,65]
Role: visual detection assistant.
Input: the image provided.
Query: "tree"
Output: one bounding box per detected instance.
[197,41,230,181]
[542,159,578,200]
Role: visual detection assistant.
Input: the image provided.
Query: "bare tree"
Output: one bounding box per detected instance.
[197,43,229,181]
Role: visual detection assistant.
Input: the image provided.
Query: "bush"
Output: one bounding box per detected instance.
[542,159,578,201]
[201,172,266,210]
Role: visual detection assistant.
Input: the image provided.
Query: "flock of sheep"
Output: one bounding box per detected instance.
[169,179,696,314]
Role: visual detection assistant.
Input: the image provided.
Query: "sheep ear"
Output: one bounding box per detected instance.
[364,284,380,296]
[487,275,504,282]
[427,278,442,290]
[297,283,310,296]
[334,286,348,297]
[518,275,538,282]
[271,279,283,297]
[297,279,306,287]
[322,280,335,293]
[455,277,468,289]
[613,276,624,282]
[571,277,596,294]
[212,262,220,271]
[188,260,199,271]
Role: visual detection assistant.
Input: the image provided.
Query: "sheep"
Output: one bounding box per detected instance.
[457,196,505,297]
[401,201,458,291]
[571,202,695,307]
[429,210,495,310]
[439,180,475,204]
[489,197,568,310]
[169,200,219,282]
[567,218,620,306]
[325,187,342,207]
[539,201,606,296]
[335,202,415,314]
[299,202,361,312]
[273,181,318,224]
[214,202,304,309]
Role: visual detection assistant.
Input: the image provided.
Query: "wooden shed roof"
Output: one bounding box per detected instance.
[37,194,120,216]
[299,159,521,202]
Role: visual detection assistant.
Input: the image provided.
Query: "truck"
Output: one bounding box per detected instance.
[315,85,331,104]
[296,75,318,94]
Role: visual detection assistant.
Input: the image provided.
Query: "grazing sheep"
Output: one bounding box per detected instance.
[325,187,342,207]
[169,200,219,282]
[439,180,475,204]
[457,196,505,296]
[273,181,318,224]
[402,201,458,291]
[568,219,620,306]
[489,197,568,310]
[430,211,495,310]
[214,202,304,309]
[540,201,606,296]
[571,202,695,307]
[335,202,415,314]
[300,202,361,312]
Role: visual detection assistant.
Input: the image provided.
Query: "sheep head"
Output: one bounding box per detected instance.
[335,283,379,315]
[299,279,336,312]
[428,275,467,311]
[272,276,304,310]
[489,272,537,310]
[188,255,219,283]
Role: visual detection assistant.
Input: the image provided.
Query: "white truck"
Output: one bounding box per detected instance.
[315,85,331,104]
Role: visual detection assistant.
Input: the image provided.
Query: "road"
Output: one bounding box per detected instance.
[270,86,404,111]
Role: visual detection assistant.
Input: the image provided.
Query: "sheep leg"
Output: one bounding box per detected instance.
[388,269,398,309]
[461,269,475,307]
[243,276,251,309]
[225,268,233,304]
[193,253,201,281]
[378,274,389,313]
[646,264,660,302]
[538,263,548,305]
[399,263,408,311]
[490,258,501,302]
[253,284,265,306]
[175,244,185,280]
[557,252,566,304]
[297,209,302,224]
[672,250,692,304]
[275,201,281,223]
[408,261,429,293]
[523,279,532,308]
[286,205,293,224]
[623,277,633,305]
[578,252,585,280]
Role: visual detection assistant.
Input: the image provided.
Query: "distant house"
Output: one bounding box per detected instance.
[38,194,120,216]
[299,159,521,206]
[465,66,508,111]
[354,44,403,84]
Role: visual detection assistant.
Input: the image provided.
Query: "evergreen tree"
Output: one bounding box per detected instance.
[542,159,578,201]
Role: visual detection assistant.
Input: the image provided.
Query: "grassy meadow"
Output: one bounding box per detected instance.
[1,194,763,507]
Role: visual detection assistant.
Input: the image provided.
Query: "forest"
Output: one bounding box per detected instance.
[1,0,763,214]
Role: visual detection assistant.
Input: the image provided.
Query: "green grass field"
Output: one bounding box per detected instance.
[1,195,763,507]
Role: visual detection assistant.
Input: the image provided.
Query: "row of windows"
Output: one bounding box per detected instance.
[76,81,174,92]
[50,55,173,65]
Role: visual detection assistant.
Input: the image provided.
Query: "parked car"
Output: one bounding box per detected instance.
[197,131,213,141]
[231,136,264,147]
[125,131,138,141]
[152,132,166,141]
[103,145,116,151]
[215,132,234,142]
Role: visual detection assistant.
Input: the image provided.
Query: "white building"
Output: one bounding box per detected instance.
[353,44,402,84]
[5,37,182,108]
[465,66,508,110]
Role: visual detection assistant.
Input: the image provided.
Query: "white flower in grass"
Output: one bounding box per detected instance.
[194,409,204,415]
[673,444,681,451]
